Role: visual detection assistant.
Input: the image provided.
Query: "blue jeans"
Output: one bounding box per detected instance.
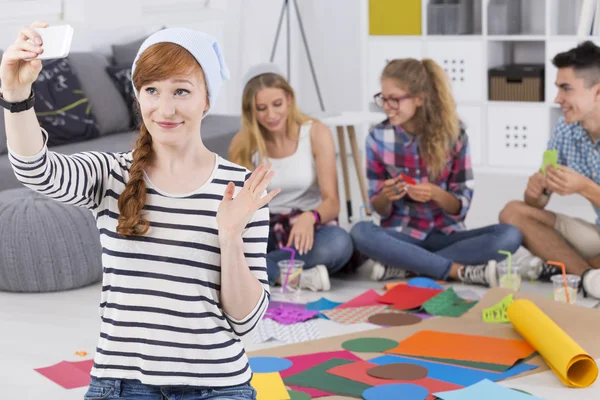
[83,377,256,399]
[266,226,354,284]
[350,222,522,280]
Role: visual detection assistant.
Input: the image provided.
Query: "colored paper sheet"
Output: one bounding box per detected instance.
[250,372,290,400]
[422,287,477,317]
[287,390,311,400]
[407,277,444,290]
[268,301,305,310]
[384,281,445,291]
[34,360,92,389]
[322,304,400,324]
[378,285,443,310]
[434,379,543,400]
[305,297,342,311]
[369,355,538,387]
[387,330,535,367]
[283,358,372,397]
[264,306,318,325]
[69,359,94,374]
[363,383,429,400]
[403,356,516,373]
[337,289,382,308]
[252,319,319,344]
[281,350,363,398]
[369,0,421,35]
[249,357,293,373]
[326,359,461,394]
[342,337,399,353]
[507,299,599,388]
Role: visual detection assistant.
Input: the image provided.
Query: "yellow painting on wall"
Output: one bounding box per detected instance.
[369,0,422,35]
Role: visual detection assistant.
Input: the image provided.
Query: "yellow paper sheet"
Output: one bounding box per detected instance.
[250,372,290,400]
[507,299,598,388]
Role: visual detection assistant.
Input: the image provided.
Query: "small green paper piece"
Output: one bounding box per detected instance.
[288,390,312,400]
[342,337,399,353]
[541,149,558,175]
[422,287,477,317]
[482,294,515,323]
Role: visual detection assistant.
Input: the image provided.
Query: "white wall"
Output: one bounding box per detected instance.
[0,0,364,116]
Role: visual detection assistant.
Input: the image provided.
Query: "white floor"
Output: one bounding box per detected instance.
[1,173,599,399]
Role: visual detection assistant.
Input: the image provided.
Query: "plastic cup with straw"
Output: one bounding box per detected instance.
[359,202,372,221]
[279,247,296,294]
[498,250,521,291]
[547,261,576,304]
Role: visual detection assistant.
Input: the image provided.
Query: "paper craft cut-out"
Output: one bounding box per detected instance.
[327,359,461,393]
[305,297,342,311]
[342,337,399,353]
[322,304,400,324]
[369,355,538,387]
[422,287,477,317]
[541,149,558,175]
[434,378,543,400]
[253,319,319,344]
[378,285,443,310]
[264,306,318,325]
[249,357,293,373]
[367,312,422,327]
[407,277,444,290]
[281,350,362,398]
[386,330,536,367]
[34,360,93,389]
[250,372,290,400]
[482,293,514,323]
[283,358,372,397]
[367,363,428,381]
[287,390,311,400]
[363,383,428,400]
[337,289,382,308]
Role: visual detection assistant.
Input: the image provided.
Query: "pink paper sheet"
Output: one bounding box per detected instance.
[337,289,382,308]
[282,350,363,397]
[34,360,93,389]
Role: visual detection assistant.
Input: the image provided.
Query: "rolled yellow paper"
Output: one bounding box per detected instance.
[507,299,598,388]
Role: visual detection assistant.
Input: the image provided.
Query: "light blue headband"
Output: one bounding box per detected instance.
[131,27,230,116]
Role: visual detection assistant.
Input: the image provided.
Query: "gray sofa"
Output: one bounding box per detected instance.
[0,49,241,192]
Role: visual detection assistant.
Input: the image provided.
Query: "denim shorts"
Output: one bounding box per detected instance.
[84,377,256,400]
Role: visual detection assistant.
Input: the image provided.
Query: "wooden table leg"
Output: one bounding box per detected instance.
[336,126,352,223]
[347,125,371,216]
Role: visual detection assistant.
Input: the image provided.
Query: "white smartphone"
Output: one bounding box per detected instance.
[28,25,74,60]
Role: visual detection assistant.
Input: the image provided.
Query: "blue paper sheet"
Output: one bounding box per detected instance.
[248,356,293,373]
[368,355,538,387]
[305,297,342,311]
[363,383,429,400]
[407,277,444,290]
[434,379,543,400]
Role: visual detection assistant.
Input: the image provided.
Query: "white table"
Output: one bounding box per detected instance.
[319,111,386,222]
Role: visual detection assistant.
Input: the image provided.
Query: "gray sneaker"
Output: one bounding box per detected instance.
[370,262,409,281]
[458,260,498,287]
[583,269,600,299]
[510,246,544,280]
[300,264,331,291]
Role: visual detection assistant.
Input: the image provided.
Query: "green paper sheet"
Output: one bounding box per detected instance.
[422,287,477,317]
[541,149,558,175]
[400,352,539,373]
[283,358,371,397]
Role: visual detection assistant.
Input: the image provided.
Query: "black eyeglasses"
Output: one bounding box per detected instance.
[373,92,413,109]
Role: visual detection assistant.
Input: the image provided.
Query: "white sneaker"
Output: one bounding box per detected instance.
[370,261,409,281]
[458,260,498,288]
[300,265,331,292]
[583,269,600,299]
[511,246,544,280]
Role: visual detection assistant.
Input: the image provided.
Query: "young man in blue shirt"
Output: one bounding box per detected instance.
[500,41,600,299]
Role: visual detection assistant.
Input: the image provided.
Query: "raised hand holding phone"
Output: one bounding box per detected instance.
[26,25,73,61]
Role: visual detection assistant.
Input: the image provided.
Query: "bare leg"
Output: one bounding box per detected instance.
[499,201,592,275]
[586,254,600,270]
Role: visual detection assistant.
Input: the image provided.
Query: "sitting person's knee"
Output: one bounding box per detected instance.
[499,223,523,251]
[499,200,527,224]
[350,221,371,241]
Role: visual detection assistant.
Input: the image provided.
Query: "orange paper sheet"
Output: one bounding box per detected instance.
[326,359,462,400]
[386,330,535,366]
[507,299,598,388]
[378,285,443,310]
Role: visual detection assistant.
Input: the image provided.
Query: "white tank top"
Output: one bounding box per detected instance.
[253,120,322,214]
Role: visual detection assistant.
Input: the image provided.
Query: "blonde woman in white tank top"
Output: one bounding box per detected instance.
[229,63,355,291]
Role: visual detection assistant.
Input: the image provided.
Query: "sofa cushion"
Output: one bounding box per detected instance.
[33,58,101,147]
[68,52,131,136]
[106,64,140,129]
[111,35,147,66]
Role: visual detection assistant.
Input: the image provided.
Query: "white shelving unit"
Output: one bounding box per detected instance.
[363,0,600,175]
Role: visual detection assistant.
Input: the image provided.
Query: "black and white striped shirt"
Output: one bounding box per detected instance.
[9,130,270,387]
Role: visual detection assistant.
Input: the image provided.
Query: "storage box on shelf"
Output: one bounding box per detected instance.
[488,64,545,102]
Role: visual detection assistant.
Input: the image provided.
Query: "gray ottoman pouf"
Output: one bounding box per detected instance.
[0,188,103,292]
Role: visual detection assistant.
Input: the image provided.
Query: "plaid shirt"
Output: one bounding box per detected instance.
[548,116,600,225]
[366,119,474,240]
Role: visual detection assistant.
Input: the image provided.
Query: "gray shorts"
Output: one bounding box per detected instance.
[555,213,600,260]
